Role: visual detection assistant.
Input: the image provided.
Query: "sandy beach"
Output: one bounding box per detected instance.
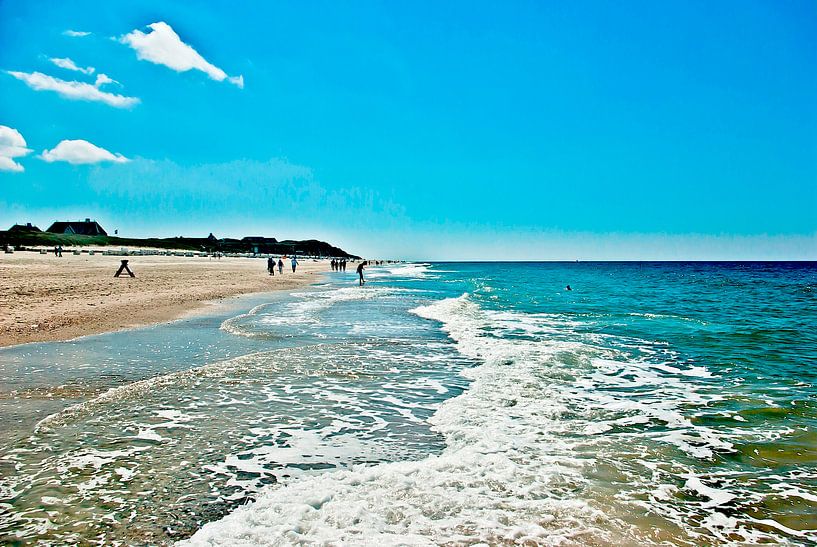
[0,252,325,347]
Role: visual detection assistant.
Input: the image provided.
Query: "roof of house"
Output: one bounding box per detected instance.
[8,223,41,233]
[46,219,108,236]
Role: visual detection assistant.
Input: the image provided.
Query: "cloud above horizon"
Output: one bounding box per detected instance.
[63,30,91,37]
[119,22,243,88]
[41,139,130,165]
[49,57,95,75]
[7,71,139,108]
[0,125,32,172]
[93,73,117,87]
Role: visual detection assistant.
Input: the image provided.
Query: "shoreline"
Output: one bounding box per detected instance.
[0,252,327,348]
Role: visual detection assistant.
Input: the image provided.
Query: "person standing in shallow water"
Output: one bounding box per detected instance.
[357,261,366,286]
[291,256,298,273]
[277,258,283,274]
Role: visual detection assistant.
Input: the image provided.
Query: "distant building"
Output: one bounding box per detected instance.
[8,222,41,233]
[46,218,108,236]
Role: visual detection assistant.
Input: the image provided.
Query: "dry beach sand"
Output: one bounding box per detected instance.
[0,252,325,347]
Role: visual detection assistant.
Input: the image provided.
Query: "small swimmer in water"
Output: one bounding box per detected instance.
[566,285,572,291]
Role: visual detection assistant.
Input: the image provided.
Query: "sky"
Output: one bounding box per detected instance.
[1,0,815,260]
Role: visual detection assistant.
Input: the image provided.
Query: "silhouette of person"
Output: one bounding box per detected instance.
[291,256,298,273]
[357,261,366,286]
[267,256,274,276]
[277,258,284,274]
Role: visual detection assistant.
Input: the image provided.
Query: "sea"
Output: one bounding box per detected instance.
[0,261,815,545]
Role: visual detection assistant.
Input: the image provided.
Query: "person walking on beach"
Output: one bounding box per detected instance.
[267,256,275,276]
[277,258,284,274]
[357,261,366,286]
[341,259,346,272]
[291,256,299,273]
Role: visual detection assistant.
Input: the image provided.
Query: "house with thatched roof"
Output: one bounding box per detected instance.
[8,223,41,233]
[46,218,108,236]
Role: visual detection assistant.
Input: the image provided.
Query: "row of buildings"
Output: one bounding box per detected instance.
[9,219,108,236]
[5,221,358,258]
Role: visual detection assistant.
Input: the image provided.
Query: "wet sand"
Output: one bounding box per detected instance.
[0,252,325,347]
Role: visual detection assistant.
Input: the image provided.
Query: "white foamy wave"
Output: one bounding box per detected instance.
[218,302,279,337]
[177,296,655,544]
[183,292,804,545]
[181,454,613,546]
[409,295,802,543]
[221,286,417,336]
[180,301,625,544]
[8,340,475,545]
[366,262,434,280]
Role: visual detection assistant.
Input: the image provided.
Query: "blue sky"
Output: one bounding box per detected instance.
[1,0,815,260]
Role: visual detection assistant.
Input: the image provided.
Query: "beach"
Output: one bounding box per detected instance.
[3,1,813,544]
[0,252,324,347]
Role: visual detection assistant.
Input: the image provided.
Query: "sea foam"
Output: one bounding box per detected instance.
[182,290,805,545]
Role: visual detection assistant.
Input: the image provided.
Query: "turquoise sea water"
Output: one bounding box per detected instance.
[0,262,815,545]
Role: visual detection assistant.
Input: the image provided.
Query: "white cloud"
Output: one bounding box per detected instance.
[49,57,95,75]
[7,71,139,108]
[63,30,91,37]
[0,157,23,172]
[94,73,118,87]
[120,22,243,88]
[0,125,32,173]
[228,75,244,88]
[41,139,129,165]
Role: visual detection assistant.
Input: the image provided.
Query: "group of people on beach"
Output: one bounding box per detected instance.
[265,255,367,286]
[266,256,299,276]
